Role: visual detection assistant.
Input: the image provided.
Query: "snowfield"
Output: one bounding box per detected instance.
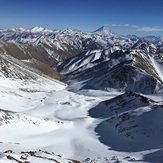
[0,76,163,163]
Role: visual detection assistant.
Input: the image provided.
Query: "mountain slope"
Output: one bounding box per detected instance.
[89,91,163,162]
[93,26,115,36]
[0,52,66,92]
[58,47,163,94]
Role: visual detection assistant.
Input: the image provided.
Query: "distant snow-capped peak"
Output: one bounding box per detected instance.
[0,27,53,34]
[93,26,114,36]
[0,27,26,33]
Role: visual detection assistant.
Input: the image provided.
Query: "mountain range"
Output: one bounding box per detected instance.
[0,26,163,163]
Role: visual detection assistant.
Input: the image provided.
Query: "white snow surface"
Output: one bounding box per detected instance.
[149,55,163,82]
[0,76,163,162]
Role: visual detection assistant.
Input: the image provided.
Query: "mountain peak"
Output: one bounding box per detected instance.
[30,27,53,33]
[93,26,113,35]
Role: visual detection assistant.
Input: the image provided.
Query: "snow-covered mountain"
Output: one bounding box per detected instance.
[0,26,136,63]
[57,46,163,94]
[93,26,115,36]
[1,25,162,67]
[0,26,163,163]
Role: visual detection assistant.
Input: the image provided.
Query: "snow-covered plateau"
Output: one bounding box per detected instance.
[0,26,163,163]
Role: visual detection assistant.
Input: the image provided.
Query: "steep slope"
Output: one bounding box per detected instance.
[22,58,63,80]
[93,26,133,49]
[144,35,163,50]
[89,91,163,162]
[57,49,107,74]
[0,52,66,91]
[58,47,163,94]
[93,26,114,35]
[131,40,163,84]
[0,39,58,65]
[0,40,63,80]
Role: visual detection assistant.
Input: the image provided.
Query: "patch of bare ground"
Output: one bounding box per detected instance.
[0,109,15,126]
[23,58,63,80]
[61,102,72,106]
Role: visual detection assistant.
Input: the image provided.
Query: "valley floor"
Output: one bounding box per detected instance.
[0,77,163,163]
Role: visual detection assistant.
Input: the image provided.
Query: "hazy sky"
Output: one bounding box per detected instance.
[0,0,163,36]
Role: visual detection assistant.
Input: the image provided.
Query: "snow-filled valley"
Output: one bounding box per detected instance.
[0,76,120,162]
[0,76,163,163]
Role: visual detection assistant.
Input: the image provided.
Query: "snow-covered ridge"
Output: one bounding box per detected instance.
[0,26,133,47]
[57,46,163,94]
[0,26,137,69]
[89,91,163,156]
[0,27,53,34]
[30,26,53,33]
[0,26,162,68]
[0,26,162,49]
